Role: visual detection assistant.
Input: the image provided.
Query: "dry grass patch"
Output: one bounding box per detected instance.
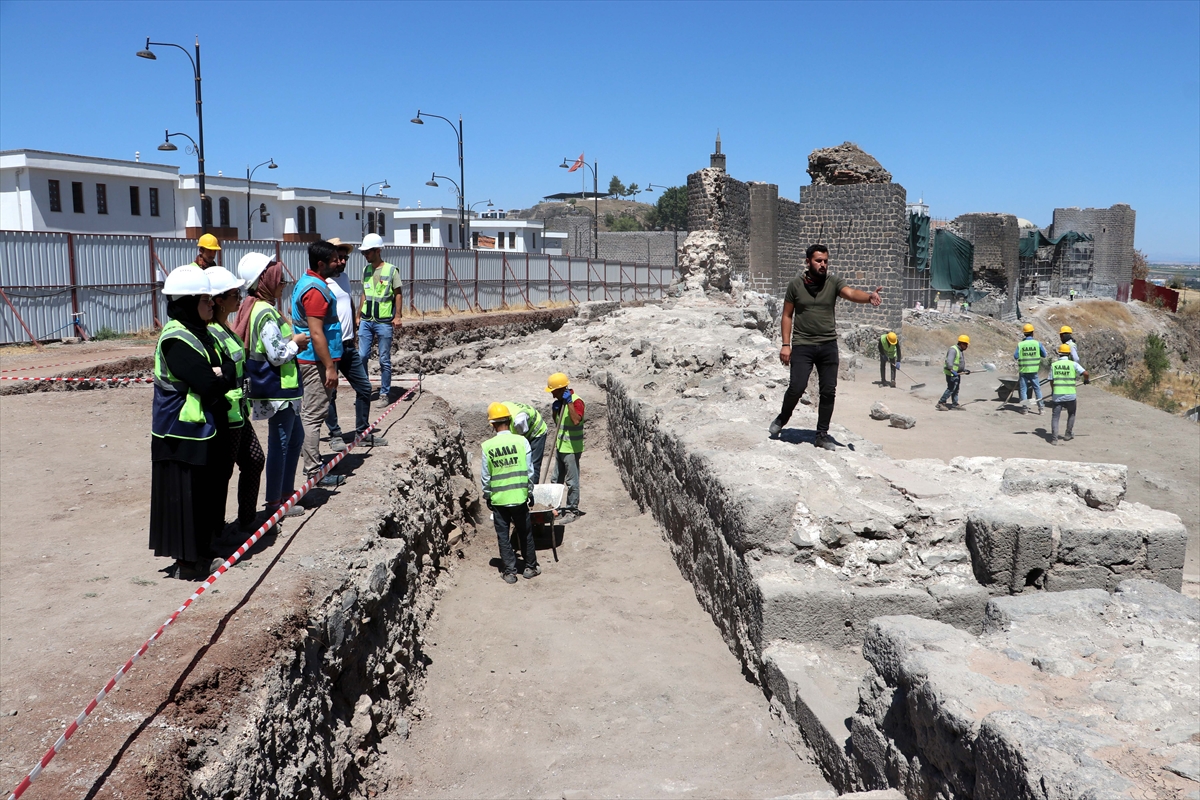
[1035,300,1137,335]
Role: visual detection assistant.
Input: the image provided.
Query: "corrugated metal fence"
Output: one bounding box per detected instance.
[0,231,675,344]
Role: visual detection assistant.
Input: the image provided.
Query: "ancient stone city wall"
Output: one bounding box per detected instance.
[1052,204,1137,297]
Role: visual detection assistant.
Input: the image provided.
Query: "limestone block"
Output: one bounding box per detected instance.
[966,505,1054,593]
[1143,516,1189,572]
[1000,459,1127,510]
[982,588,1112,633]
[1057,523,1143,566]
[868,541,903,564]
[869,401,891,420]
[888,413,916,429]
[1044,564,1115,592]
[759,576,938,648]
[1115,578,1200,624]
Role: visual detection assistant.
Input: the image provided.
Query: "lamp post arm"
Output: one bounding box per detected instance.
[247,160,275,240]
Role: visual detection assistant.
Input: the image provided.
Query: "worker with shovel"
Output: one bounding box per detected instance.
[936,335,971,411]
[878,331,902,387]
[546,372,585,521]
[1048,344,1089,445]
[481,403,538,584]
[1014,323,1048,414]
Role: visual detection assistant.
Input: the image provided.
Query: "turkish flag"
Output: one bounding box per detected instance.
[567,153,584,173]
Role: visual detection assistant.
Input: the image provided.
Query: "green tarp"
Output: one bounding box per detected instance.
[1018,230,1093,259]
[908,212,930,270]
[931,229,974,292]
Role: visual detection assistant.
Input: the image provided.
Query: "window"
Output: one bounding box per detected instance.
[259,203,268,223]
[355,212,360,220]
[72,181,84,213]
[472,232,479,247]
[218,197,230,228]
[509,232,516,249]
[202,197,213,227]
[96,184,108,215]
[368,212,376,235]
[149,187,160,217]
[497,231,505,249]
[339,211,344,219]
[297,206,306,233]
[422,223,431,243]
[531,232,538,249]
[410,223,418,244]
[48,180,62,212]
[308,206,316,234]
[129,186,141,216]
[377,214,385,236]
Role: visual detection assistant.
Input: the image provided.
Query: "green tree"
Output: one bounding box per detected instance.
[649,186,688,230]
[1144,333,1170,386]
[608,175,626,198]
[624,182,640,198]
[610,215,642,232]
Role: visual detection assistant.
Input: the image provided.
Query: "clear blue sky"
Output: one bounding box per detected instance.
[2,0,1197,261]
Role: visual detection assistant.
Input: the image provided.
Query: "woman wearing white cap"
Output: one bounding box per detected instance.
[206,266,267,539]
[233,253,309,519]
[148,265,237,580]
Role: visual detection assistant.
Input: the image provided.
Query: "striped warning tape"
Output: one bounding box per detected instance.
[0,375,153,383]
[0,358,130,373]
[6,380,422,799]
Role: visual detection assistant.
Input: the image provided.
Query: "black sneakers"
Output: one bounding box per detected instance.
[503,573,518,584]
[768,417,784,438]
[813,432,836,450]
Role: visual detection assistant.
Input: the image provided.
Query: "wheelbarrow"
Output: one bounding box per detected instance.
[995,376,1049,403]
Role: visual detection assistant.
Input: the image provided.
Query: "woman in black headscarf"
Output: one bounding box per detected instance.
[148,268,236,580]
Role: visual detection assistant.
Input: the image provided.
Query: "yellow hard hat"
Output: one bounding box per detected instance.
[1022,323,1034,334]
[487,402,511,422]
[886,332,898,345]
[544,372,569,392]
[957,334,970,345]
[1059,325,1073,334]
[198,233,222,251]
[1058,343,1072,354]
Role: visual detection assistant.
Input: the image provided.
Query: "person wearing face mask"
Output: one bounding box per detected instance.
[148,265,236,581]
[768,244,883,449]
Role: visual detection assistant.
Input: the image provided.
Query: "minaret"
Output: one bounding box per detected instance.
[710,130,726,172]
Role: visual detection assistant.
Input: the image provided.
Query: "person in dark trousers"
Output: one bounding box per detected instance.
[1049,343,1089,444]
[936,335,971,410]
[769,244,883,448]
[148,266,235,580]
[481,403,538,584]
[878,331,902,387]
[1059,325,1080,364]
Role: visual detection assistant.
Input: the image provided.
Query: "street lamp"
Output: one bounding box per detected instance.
[361,180,390,238]
[560,157,599,258]
[469,199,493,214]
[412,110,465,249]
[246,158,277,240]
[138,37,207,233]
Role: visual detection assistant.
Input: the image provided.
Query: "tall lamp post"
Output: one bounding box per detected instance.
[411,111,465,249]
[361,180,390,238]
[425,173,463,244]
[157,130,206,226]
[137,37,207,233]
[644,183,679,271]
[560,157,599,258]
[246,158,277,240]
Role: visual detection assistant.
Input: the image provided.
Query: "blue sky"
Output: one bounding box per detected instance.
[2,0,1198,261]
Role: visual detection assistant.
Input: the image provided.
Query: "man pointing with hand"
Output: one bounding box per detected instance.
[768,244,883,449]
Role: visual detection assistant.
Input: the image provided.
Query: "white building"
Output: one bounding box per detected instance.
[392,207,550,253]
[0,149,399,243]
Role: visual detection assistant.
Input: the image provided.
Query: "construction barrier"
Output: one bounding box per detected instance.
[7,379,422,799]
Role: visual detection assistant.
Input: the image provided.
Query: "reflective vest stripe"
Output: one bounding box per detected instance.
[483,432,529,506]
[360,262,397,321]
[1051,358,1079,395]
[503,401,547,439]
[209,324,247,426]
[246,301,303,402]
[152,320,217,442]
[943,347,963,376]
[555,392,585,454]
[1018,339,1042,374]
[879,335,898,359]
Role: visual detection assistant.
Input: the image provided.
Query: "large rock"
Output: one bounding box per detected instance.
[807,142,893,186]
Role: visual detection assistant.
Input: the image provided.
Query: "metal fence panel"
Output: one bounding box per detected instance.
[0,231,73,343]
[73,234,156,334]
[446,249,477,312]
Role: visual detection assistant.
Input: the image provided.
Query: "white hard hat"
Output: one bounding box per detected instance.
[359,233,384,251]
[163,264,211,298]
[205,266,245,295]
[237,252,273,287]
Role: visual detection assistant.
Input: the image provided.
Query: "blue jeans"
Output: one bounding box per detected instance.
[529,433,547,484]
[1018,373,1043,406]
[939,373,961,406]
[266,404,304,506]
[326,340,372,437]
[550,450,582,510]
[358,320,394,396]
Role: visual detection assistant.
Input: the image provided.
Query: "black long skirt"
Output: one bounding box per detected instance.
[148,460,219,563]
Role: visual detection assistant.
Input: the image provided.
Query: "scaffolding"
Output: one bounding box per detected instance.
[1019,232,1094,299]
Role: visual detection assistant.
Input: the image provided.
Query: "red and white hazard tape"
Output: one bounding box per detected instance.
[0,375,153,383]
[0,358,126,373]
[7,380,422,800]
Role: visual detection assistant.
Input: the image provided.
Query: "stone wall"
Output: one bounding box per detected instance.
[687,167,751,279]
[595,230,683,267]
[952,213,1020,320]
[748,182,780,294]
[1051,204,1136,297]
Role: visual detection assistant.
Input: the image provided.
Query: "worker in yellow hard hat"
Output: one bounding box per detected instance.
[1014,322,1047,414]
[545,372,584,520]
[878,331,902,388]
[481,402,537,584]
[194,233,222,269]
[1048,343,1089,445]
[1058,325,1080,364]
[936,335,971,410]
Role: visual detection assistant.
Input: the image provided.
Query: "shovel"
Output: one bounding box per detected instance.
[897,366,925,390]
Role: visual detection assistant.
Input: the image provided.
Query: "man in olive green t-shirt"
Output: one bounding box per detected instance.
[768,244,883,448]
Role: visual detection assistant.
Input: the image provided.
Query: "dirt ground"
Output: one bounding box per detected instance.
[835,360,1200,591]
[373,381,829,799]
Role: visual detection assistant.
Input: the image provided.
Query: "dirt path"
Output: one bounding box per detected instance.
[374,400,830,800]
[834,361,1200,589]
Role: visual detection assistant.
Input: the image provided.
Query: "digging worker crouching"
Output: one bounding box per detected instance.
[502,400,549,481]
[768,244,883,449]
[1049,343,1089,445]
[1014,323,1048,414]
[482,403,539,584]
[878,331,902,388]
[546,372,585,520]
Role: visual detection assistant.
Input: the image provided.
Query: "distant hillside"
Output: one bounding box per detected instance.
[509,199,659,232]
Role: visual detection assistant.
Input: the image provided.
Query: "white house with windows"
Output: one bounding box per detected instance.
[392,207,549,253]
[0,149,399,243]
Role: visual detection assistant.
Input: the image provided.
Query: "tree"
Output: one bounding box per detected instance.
[610,215,642,232]
[1132,248,1149,282]
[623,182,640,198]
[648,186,688,230]
[1144,333,1170,386]
[608,175,626,198]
